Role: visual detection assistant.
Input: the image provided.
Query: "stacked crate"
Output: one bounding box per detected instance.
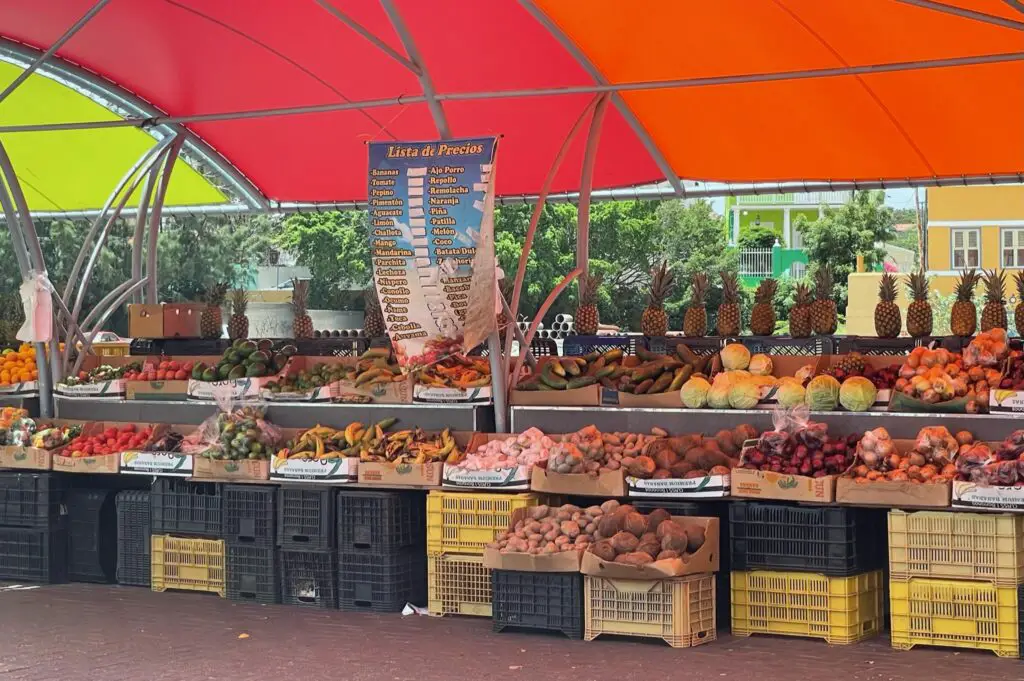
[66,488,117,583]
[224,484,278,604]
[0,471,68,583]
[729,502,885,645]
[888,510,1021,658]
[278,486,336,608]
[337,489,426,612]
[427,490,542,617]
[149,478,225,597]
[115,489,151,586]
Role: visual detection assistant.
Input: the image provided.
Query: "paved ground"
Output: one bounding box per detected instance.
[0,584,1019,681]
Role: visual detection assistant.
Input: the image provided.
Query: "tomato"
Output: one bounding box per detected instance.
[169,361,180,371]
[155,370,165,380]
[104,427,117,439]
[158,361,169,371]
[182,362,194,372]
[173,370,187,380]
[121,424,136,433]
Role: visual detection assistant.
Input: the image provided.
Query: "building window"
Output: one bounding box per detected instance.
[1003,228,1024,268]
[951,228,980,269]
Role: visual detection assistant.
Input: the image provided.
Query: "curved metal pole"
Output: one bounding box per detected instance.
[64,278,141,372]
[62,134,175,304]
[315,1,418,71]
[131,164,159,303]
[71,143,172,322]
[576,94,610,277]
[510,268,582,398]
[72,279,148,376]
[146,135,185,302]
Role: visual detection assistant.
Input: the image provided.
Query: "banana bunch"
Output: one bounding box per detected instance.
[277,418,397,460]
[352,348,405,387]
[361,426,463,465]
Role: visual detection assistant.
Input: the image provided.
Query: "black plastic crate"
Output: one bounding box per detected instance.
[294,337,370,357]
[66,489,116,583]
[227,543,279,605]
[129,338,161,355]
[740,335,834,356]
[527,338,558,357]
[338,548,425,612]
[278,487,335,549]
[116,490,150,587]
[279,548,336,608]
[157,338,232,355]
[337,490,424,552]
[0,471,67,528]
[835,335,945,355]
[150,478,222,538]
[729,502,885,576]
[0,526,68,583]
[224,485,275,545]
[630,500,720,517]
[563,335,641,356]
[646,335,727,356]
[492,569,583,639]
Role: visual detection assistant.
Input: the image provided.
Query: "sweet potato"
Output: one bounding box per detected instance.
[554,535,570,546]
[645,508,670,534]
[709,465,731,475]
[627,455,656,479]
[585,505,603,517]
[610,531,639,554]
[614,551,654,566]
[733,424,759,447]
[669,461,695,478]
[529,505,550,520]
[656,549,680,560]
[600,499,621,515]
[597,513,623,538]
[666,434,702,456]
[651,448,679,471]
[622,512,648,538]
[687,525,706,553]
[715,429,740,455]
[590,539,616,561]
[661,531,689,554]
[684,469,708,478]
[638,540,661,559]
[560,521,581,539]
[652,469,671,479]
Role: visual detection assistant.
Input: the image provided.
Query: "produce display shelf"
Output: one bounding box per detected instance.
[510,407,1020,441]
[337,489,425,552]
[150,534,226,597]
[55,397,495,431]
[492,569,583,639]
[731,569,884,645]
[427,552,492,617]
[890,577,1019,658]
[426,490,542,556]
[337,547,426,612]
[584,573,716,648]
[226,542,279,605]
[730,502,885,576]
[888,510,1024,586]
[115,490,151,587]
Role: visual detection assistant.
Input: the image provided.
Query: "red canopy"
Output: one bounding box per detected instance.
[1,0,1022,206]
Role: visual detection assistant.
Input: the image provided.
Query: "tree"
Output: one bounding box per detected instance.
[274,211,370,310]
[738,225,778,249]
[795,190,895,313]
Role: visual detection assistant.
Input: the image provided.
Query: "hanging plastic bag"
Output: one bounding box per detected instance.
[16,271,53,343]
[191,389,282,462]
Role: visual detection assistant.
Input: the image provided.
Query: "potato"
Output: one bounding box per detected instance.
[590,539,617,561]
[525,520,541,534]
[715,429,740,455]
[600,499,620,515]
[645,508,671,534]
[652,469,671,479]
[585,505,603,517]
[559,504,581,515]
[614,551,654,566]
[554,535,570,546]
[584,521,598,535]
[610,531,640,554]
[543,542,558,553]
[684,469,708,478]
[626,456,656,478]
[561,520,581,538]
[543,528,559,542]
[529,505,550,520]
[514,520,525,533]
[618,504,636,515]
[709,465,730,475]
[574,534,591,547]
[687,525,706,553]
[527,532,543,542]
[732,424,759,448]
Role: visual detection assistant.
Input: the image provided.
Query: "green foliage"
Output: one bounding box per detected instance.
[795,191,895,313]
[738,225,779,249]
[274,211,370,310]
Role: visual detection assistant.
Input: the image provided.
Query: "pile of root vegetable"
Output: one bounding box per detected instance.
[489,501,704,565]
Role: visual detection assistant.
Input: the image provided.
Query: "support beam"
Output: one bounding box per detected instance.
[895,0,1024,30]
[315,0,418,72]
[146,136,185,302]
[379,0,451,138]
[72,279,149,375]
[0,0,111,105]
[576,94,610,276]
[132,164,159,303]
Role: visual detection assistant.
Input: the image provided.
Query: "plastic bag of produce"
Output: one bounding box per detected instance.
[194,391,281,461]
[963,328,1009,368]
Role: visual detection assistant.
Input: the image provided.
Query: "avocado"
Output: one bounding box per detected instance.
[272,355,288,373]
[237,340,257,356]
[191,362,207,380]
[247,350,270,364]
[218,363,233,379]
[246,362,267,377]
[256,339,273,353]
[278,344,298,357]
[228,351,243,364]
[233,338,247,350]
[201,368,217,381]
[228,365,247,380]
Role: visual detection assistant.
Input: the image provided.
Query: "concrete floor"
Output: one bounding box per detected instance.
[0,584,1019,681]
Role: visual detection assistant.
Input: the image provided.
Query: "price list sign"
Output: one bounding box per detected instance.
[367,137,498,370]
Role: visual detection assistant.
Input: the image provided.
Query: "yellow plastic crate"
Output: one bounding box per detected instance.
[584,574,716,648]
[427,490,542,555]
[731,570,883,644]
[90,342,130,357]
[151,535,226,598]
[427,552,492,617]
[890,577,1019,658]
[888,510,1024,586]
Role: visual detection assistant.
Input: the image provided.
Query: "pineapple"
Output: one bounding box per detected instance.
[716,271,741,336]
[200,282,227,339]
[683,273,709,337]
[641,261,674,337]
[811,266,837,335]
[291,278,314,339]
[789,283,813,339]
[749,278,777,336]
[574,272,602,336]
[905,270,933,337]
[950,269,979,337]
[227,288,249,340]
[1016,272,1024,338]
[873,272,901,338]
[363,287,386,338]
[980,269,1008,331]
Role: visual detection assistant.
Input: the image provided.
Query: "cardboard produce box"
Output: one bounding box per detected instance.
[481,507,584,572]
[357,460,441,487]
[510,358,600,407]
[126,380,190,401]
[531,466,626,497]
[120,424,197,477]
[127,303,164,338]
[990,388,1024,414]
[952,480,1024,512]
[53,453,120,474]
[834,439,950,508]
[441,433,530,490]
[413,384,492,404]
[268,427,359,482]
[259,356,411,404]
[0,381,38,398]
[192,456,270,481]
[55,355,149,398]
[730,467,835,502]
[162,303,205,338]
[626,471,730,498]
[580,516,720,578]
[0,419,87,470]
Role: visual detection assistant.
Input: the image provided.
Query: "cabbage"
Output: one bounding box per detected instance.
[795,364,816,382]
[680,376,711,409]
[805,374,841,411]
[748,353,773,376]
[707,382,732,409]
[776,381,806,408]
[730,369,751,381]
[721,343,751,371]
[728,378,761,409]
[839,376,877,412]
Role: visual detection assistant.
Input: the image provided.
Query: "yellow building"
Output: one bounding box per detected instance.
[846,185,1022,335]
